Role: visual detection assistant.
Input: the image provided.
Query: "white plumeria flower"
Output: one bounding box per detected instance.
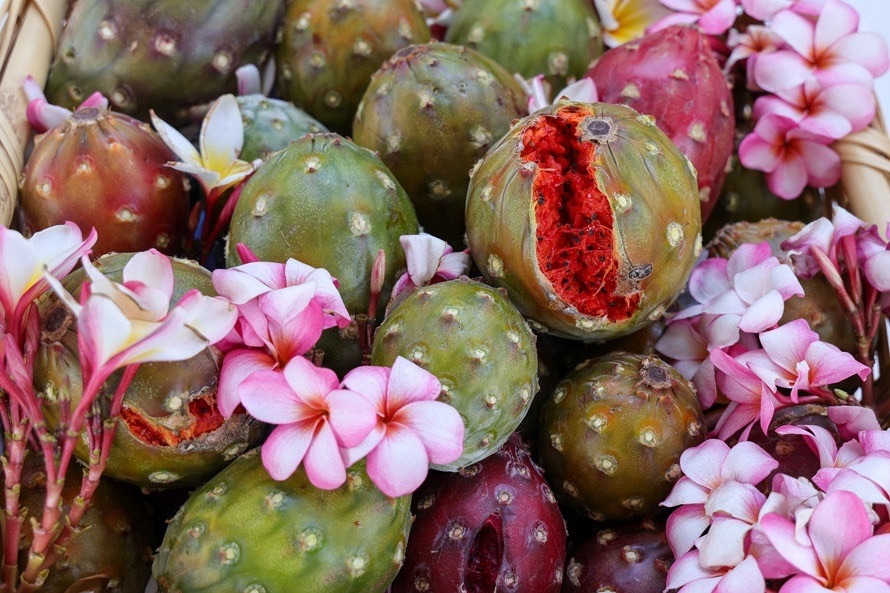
[520,75,599,114]
[151,94,255,195]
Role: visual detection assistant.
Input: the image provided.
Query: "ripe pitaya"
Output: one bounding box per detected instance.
[390,434,566,593]
[19,107,190,257]
[538,352,705,521]
[277,0,430,133]
[153,449,412,593]
[352,42,528,247]
[465,101,701,340]
[585,25,735,222]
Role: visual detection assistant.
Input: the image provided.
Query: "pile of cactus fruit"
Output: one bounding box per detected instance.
[2,0,890,592]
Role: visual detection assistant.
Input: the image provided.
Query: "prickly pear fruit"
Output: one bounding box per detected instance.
[465,101,701,341]
[562,521,671,593]
[390,434,566,593]
[353,43,528,247]
[371,278,539,470]
[538,352,705,521]
[34,253,262,489]
[153,449,412,593]
[277,0,430,133]
[226,133,419,374]
[445,0,603,89]
[17,455,154,593]
[585,25,735,222]
[238,95,328,162]
[46,0,285,121]
[19,107,189,257]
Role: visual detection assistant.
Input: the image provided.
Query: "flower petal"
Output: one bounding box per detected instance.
[722,441,780,485]
[262,421,316,481]
[753,51,813,93]
[212,262,286,304]
[151,110,201,166]
[401,233,448,285]
[865,251,890,290]
[386,356,442,412]
[325,388,379,448]
[713,556,765,593]
[666,504,711,558]
[282,355,340,407]
[367,423,430,497]
[836,534,890,582]
[808,490,873,579]
[392,400,464,465]
[303,420,348,489]
[698,517,753,570]
[217,348,276,417]
[201,94,244,171]
[341,365,390,411]
[680,439,731,490]
[240,368,318,424]
[759,512,821,576]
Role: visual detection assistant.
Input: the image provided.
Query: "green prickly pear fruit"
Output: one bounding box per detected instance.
[352,43,528,248]
[277,0,430,133]
[153,449,412,593]
[371,277,539,470]
[45,0,285,121]
[465,101,702,340]
[238,95,328,162]
[445,0,603,89]
[538,352,705,521]
[19,107,190,257]
[34,253,263,489]
[226,133,419,374]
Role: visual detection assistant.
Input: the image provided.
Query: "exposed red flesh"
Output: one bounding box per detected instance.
[464,512,504,593]
[521,108,638,321]
[121,394,227,447]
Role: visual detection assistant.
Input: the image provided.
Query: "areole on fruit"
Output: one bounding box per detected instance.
[466,101,701,340]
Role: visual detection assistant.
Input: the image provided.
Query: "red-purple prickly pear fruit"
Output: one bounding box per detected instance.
[19,107,189,257]
[391,434,567,593]
[586,25,734,223]
[563,520,672,593]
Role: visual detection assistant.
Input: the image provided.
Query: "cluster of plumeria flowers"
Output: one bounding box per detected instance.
[651,0,889,199]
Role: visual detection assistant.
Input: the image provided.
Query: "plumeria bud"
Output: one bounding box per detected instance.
[235,242,261,264]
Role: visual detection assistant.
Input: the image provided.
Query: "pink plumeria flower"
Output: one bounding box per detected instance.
[650,0,740,36]
[740,319,870,402]
[781,204,864,277]
[710,347,787,440]
[0,223,97,331]
[828,405,881,441]
[240,356,378,488]
[213,258,351,418]
[23,75,108,134]
[340,356,465,497]
[390,233,470,303]
[760,490,890,592]
[45,251,237,384]
[752,0,889,93]
[667,551,766,593]
[753,78,875,140]
[662,439,778,558]
[151,94,256,195]
[655,317,718,408]
[726,25,784,90]
[738,114,841,199]
[740,0,792,20]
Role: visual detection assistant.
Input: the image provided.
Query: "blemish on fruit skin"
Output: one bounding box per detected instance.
[148,470,180,484]
[566,560,583,586]
[298,527,324,552]
[595,454,618,475]
[487,254,504,278]
[597,529,617,545]
[666,222,684,247]
[219,542,240,564]
[253,194,270,217]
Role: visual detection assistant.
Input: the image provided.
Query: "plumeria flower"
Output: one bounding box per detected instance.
[151,94,256,196]
[738,114,841,199]
[340,356,465,497]
[828,405,881,440]
[661,439,778,557]
[667,550,766,593]
[649,0,740,36]
[389,234,470,305]
[213,256,351,418]
[519,75,599,114]
[760,490,890,592]
[726,25,784,90]
[23,75,108,134]
[593,0,672,47]
[740,0,792,20]
[781,204,865,276]
[753,78,875,140]
[710,347,788,439]
[752,0,889,93]
[45,251,237,389]
[654,317,718,408]
[239,356,378,488]
[740,319,870,401]
[0,223,97,332]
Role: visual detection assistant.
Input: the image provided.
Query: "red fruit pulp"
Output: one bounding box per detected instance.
[120,394,226,447]
[521,108,638,321]
[464,512,504,592]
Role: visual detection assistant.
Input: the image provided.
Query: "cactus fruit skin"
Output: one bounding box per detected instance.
[538,352,705,521]
[17,456,154,593]
[562,521,671,593]
[465,101,701,341]
[153,449,412,593]
[390,434,567,593]
[585,25,735,223]
[445,0,603,89]
[34,253,262,489]
[352,43,528,248]
[45,0,284,121]
[226,133,419,374]
[277,0,430,133]
[371,278,539,471]
[238,95,328,162]
[19,108,189,257]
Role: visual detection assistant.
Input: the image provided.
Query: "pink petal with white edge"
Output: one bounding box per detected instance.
[662,477,711,507]
[808,490,872,578]
[806,341,870,386]
[282,356,340,408]
[827,406,881,438]
[386,356,442,412]
[303,421,348,489]
[830,31,890,78]
[759,513,821,576]
[837,534,890,582]
[696,0,738,36]
[798,140,842,189]
[714,556,765,593]
[151,110,201,166]
[689,258,731,304]
[240,369,316,424]
[728,242,773,278]
[776,424,839,467]
[713,403,760,441]
[813,0,858,51]
[218,348,276,417]
[655,319,708,363]
[29,222,96,280]
[679,439,730,489]
[658,0,701,12]
[201,94,244,172]
[392,400,464,464]
[340,424,387,467]
[865,251,890,290]
[706,481,766,523]
[123,249,174,300]
[753,51,813,94]
[703,313,742,349]
[698,517,753,570]
[767,263,805,300]
[341,365,390,411]
[859,430,890,454]
[759,319,817,373]
[325,389,379,448]
[771,9,816,59]
[556,77,598,103]
[262,421,316,481]
[178,293,238,345]
[740,0,791,20]
[261,295,324,361]
[665,550,713,590]
[824,468,890,505]
[401,233,448,285]
[367,423,430,497]
[721,441,779,484]
[738,133,782,174]
[766,152,808,200]
[665,504,710,558]
[212,262,286,304]
[436,250,471,280]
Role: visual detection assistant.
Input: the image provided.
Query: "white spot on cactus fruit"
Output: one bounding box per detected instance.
[533,523,548,543]
[155,233,170,249]
[648,305,666,322]
[503,569,519,587]
[687,421,701,436]
[309,51,326,69]
[417,492,437,510]
[522,0,540,9]
[595,455,618,475]
[563,480,579,497]
[394,541,406,565]
[613,193,632,213]
[469,126,492,149]
[644,141,660,155]
[212,50,234,74]
[418,89,435,109]
[111,87,132,107]
[164,394,183,411]
[298,527,324,552]
[687,122,707,143]
[588,414,607,432]
[621,83,640,99]
[519,386,531,404]
[670,68,690,80]
[414,575,430,591]
[575,318,596,332]
[480,184,493,202]
[553,386,567,404]
[37,179,53,196]
[475,69,494,85]
[548,52,569,75]
[153,32,177,56]
[398,17,414,39]
[566,560,583,586]
[219,542,240,564]
[349,213,371,236]
[597,529,617,545]
[98,20,118,41]
[665,463,682,481]
[487,254,504,278]
[324,91,342,108]
[459,464,481,477]
[550,433,564,452]
[639,427,659,447]
[305,157,321,173]
[447,522,467,540]
[429,180,451,198]
[253,193,271,217]
[209,483,228,497]
[636,114,656,127]
[622,496,646,511]
[496,486,515,505]
[347,471,365,490]
[188,522,206,538]
[385,132,401,154]
[243,585,267,593]
[348,553,369,577]
[266,489,287,508]
[148,471,180,484]
[666,222,684,247]
[155,174,170,189]
[468,24,485,43]
[353,39,372,57]
[295,12,312,30]
[694,234,703,257]
[409,346,427,364]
